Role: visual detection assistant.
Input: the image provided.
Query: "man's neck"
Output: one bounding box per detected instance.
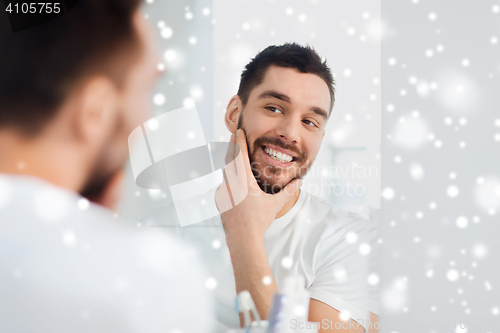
[0,131,86,192]
[275,188,300,219]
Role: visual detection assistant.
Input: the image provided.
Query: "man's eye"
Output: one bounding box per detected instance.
[266,107,283,114]
[303,119,317,127]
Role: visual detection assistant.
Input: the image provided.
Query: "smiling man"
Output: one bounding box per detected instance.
[231,47,332,196]
[143,43,378,332]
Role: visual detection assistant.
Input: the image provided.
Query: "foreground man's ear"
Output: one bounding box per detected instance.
[73,76,120,145]
[225,94,243,134]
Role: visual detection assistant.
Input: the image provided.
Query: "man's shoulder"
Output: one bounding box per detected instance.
[301,190,378,225]
[296,191,379,251]
[140,200,222,228]
[0,174,196,268]
[0,176,213,333]
[86,205,201,268]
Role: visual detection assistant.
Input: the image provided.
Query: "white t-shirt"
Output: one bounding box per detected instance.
[142,186,378,332]
[0,174,214,333]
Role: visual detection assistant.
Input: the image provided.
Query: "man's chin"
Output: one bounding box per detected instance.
[80,167,120,203]
[256,178,293,194]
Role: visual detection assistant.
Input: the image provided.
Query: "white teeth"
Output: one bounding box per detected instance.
[264,147,293,163]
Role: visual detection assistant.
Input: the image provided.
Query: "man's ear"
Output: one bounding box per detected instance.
[73,76,120,144]
[225,95,242,133]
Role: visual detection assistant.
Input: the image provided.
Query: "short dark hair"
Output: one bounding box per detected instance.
[237,43,335,115]
[0,0,143,136]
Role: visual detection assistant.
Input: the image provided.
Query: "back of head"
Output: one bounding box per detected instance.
[0,0,142,137]
[237,43,335,113]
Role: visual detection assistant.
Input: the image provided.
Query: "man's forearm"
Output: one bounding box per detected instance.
[217,130,302,324]
[226,236,278,322]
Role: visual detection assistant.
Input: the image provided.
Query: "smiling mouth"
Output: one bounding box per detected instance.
[261,146,298,163]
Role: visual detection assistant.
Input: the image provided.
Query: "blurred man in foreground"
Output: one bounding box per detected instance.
[0,1,213,332]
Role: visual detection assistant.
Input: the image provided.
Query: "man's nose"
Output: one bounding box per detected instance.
[275,115,300,144]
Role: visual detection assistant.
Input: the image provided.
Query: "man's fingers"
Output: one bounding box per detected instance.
[222,129,255,206]
[214,179,233,213]
[234,129,253,177]
[226,151,250,206]
[225,132,236,166]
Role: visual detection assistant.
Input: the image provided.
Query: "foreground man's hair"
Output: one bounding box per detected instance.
[0,0,142,136]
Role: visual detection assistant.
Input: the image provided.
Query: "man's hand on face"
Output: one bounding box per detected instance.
[216,128,302,249]
[215,128,302,321]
